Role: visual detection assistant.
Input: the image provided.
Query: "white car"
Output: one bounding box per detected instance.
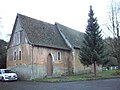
[0,69,18,81]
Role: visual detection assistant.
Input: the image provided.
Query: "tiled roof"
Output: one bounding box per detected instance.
[56,23,84,49]
[18,14,70,50]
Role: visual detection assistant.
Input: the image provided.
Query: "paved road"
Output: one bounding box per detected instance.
[0,79,120,90]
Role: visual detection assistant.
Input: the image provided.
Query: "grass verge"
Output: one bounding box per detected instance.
[33,70,120,82]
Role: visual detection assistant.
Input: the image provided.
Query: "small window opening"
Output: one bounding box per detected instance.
[57,52,61,60]
[19,51,21,60]
[14,52,16,60]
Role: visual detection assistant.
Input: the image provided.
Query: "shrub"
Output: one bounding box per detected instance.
[115,70,120,75]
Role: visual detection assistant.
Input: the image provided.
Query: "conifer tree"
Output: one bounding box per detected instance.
[80,6,104,77]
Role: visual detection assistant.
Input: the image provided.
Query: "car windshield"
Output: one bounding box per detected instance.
[4,70,13,73]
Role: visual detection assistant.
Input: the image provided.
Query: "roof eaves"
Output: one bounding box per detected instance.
[32,44,70,51]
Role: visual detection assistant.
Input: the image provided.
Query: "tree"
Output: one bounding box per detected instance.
[103,37,118,67]
[0,39,8,68]
[105,0,120,69]
[80,6,104,77]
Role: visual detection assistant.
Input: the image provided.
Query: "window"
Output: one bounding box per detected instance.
[4,70,13,73]
[25,37,28,43]
[13,32,21,46]
[14,51,16,60]
[18,32,20,44]
[20,31,24,43]
[13,34,16,45]
[18,48,22,60]
[57,52,61,60]
[18,51,21,60]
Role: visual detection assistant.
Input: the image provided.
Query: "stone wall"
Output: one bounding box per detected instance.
[33,46,70,78]
[7,44,71,80]
[73,48,102,74]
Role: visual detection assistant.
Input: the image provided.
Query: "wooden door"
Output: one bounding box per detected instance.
[47,54,53,76]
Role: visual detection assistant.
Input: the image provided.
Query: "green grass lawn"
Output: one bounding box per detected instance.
[33,70,120,82]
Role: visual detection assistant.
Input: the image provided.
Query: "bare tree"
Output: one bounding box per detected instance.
[106,0,120,69]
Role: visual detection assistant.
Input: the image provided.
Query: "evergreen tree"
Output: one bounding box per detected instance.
[80,6,104,77]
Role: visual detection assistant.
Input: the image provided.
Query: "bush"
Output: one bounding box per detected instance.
[115,70,120,75]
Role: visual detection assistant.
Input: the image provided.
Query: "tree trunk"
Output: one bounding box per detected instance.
[93,61,96,77]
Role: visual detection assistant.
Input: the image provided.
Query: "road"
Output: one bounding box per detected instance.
[0,79,120,90]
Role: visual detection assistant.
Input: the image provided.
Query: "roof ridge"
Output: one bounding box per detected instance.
[17,13,54,26]
[55,22,83,34]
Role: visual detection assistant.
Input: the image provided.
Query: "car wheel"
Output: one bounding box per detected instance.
[1,77,5,82]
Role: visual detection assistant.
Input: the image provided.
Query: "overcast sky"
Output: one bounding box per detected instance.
[0,0,111,41]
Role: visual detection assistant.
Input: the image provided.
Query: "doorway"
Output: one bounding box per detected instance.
[47,54,53,76]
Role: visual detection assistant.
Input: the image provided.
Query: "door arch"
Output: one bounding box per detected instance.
[47,54,53,76]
